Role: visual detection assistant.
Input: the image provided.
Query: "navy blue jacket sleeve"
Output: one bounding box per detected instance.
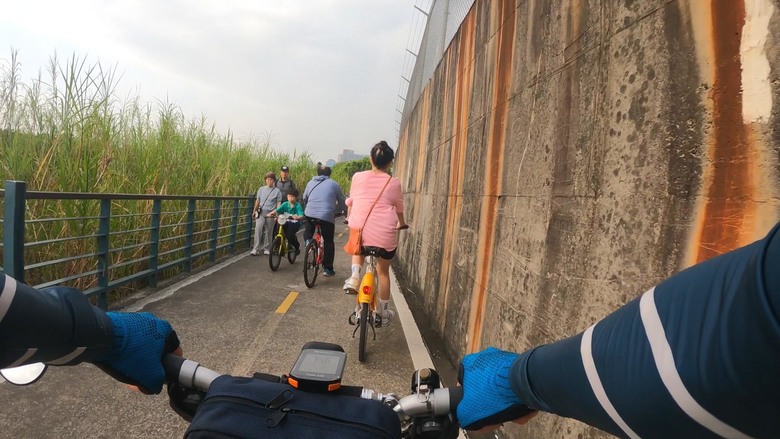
[0,274,114,367]
[510,223,780,439]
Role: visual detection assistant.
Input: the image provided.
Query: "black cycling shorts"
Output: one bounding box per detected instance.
[362,246,396,260]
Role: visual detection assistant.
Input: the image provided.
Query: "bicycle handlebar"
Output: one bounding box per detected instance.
[162,353,462,423]
[162,354,220,393]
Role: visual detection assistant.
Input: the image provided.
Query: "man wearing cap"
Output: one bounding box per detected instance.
[276,166,297,200]
[251,172,283,256]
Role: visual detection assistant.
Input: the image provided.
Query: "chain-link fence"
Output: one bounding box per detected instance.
[396,0,476,136]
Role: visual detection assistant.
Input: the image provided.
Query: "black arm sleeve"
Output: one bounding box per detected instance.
[0,274,114,367]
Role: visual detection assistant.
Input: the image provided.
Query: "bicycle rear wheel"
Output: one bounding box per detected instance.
[358,302,369,362]
[303,242,319,288]
[269,236,283,271]
[288,245,298,264]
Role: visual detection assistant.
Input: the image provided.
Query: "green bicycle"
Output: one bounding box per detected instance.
[269,213,298,271]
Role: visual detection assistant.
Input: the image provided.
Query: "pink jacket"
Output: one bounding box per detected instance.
[345,171,404,251]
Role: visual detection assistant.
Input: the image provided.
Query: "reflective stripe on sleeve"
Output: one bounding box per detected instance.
[0,275,17,323]
[639,288,754,439]
[580,325,641,439]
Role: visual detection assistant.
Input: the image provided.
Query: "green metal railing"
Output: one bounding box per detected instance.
[0,180,256,309]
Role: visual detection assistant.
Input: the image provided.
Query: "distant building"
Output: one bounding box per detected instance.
[337,149,366,162]
[326,159,336,167]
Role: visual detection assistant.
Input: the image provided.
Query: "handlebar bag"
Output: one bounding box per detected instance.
[184,375,401,439]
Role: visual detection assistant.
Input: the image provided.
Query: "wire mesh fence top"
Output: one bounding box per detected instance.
[398,0,476,131]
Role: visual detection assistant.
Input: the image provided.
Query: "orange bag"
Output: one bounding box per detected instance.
[343,227,363,255]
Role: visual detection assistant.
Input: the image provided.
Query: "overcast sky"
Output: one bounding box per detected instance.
[1,0,425,162]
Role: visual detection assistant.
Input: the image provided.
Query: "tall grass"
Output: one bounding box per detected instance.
[0,50,318,291]
[0,50,316,194]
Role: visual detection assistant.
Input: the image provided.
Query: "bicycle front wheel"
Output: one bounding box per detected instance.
[303,243,319,288]
[358,302,370,362]
[269,236,283,271]
[288,244,297,264]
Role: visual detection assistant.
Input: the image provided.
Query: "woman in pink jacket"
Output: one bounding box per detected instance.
[343,141,407,325]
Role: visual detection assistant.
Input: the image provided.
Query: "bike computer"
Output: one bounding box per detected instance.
[287,343,347,393]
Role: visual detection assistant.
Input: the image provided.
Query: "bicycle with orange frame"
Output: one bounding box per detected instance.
[303,219,325,288]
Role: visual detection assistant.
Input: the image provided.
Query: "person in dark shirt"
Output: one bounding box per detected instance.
[276,165,298,200]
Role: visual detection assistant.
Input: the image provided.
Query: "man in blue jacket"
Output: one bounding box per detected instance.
[302,166,346,276]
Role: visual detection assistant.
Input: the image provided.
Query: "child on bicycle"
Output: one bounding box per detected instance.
[267,188,304,254]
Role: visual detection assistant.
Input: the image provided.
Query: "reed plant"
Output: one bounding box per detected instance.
[0,50,318,293]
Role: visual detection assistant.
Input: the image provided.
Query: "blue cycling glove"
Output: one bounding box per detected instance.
[457,347,534,430]
[95,312,179,394]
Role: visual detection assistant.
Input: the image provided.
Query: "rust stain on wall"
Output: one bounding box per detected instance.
[695,0,757,263]
[396,127,408,178]
[408,87,432,236]
[439,10,476,330]
[415,88,431,196]
[467,0,516,353]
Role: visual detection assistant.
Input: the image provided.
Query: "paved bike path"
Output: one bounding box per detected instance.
[0,226,426,438]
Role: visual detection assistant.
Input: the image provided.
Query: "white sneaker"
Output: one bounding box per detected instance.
[250,250,258,256]
[376,309,395,327]
[263,250,270,255]
[343,276,359,293]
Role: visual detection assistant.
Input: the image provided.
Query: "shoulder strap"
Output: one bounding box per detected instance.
[258,188,273,211]
[304,179,326,204]
[361,175,392,229]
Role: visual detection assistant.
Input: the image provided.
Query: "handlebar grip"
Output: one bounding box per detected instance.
[163,354,221,392]
[336,384,364,397]
[448,386,463,415]
[163,354,185,383]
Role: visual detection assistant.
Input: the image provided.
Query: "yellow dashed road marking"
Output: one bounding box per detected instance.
[275,291,299,313]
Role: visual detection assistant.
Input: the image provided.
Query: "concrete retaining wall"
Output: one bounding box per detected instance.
[396,1,780,437]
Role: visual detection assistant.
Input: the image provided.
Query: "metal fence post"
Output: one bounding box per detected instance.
[3,181,26,282]
[246,196,255,247]
[229,199,239,252]
[209,199,221,262]
[149,199,161,287]
[96,198,111,310]
[185,199,195,272]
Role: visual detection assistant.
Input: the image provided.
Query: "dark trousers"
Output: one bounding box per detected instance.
[304,218,335,270]
[274,222,301,250]
[284,222,300,250]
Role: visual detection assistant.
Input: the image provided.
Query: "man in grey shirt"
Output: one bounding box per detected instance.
[251,172,283,255]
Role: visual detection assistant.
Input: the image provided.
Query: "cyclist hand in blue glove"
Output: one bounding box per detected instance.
[95,312,181,394]
[457,347,537,431]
